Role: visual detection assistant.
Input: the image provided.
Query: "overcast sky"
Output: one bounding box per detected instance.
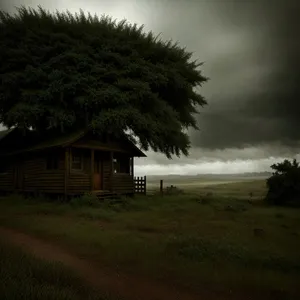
[1,0,299,175]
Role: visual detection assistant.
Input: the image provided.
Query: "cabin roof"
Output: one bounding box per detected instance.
[23,130,87,152]
[0,128,146,157]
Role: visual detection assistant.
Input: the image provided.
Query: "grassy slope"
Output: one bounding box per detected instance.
[146,175,269,188]
[0,239,105,300]
[0,180,299,298]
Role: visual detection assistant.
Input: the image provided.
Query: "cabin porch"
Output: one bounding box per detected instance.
[65,147,135,196]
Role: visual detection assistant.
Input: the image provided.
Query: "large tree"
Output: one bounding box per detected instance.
[0,6,207,158]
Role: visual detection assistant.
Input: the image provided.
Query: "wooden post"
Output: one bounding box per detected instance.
[101,159,104,190]
[64,148,69,200]
[90,149,94,191]
[144,175,147,195]
[130,157,134,178]
[160,179,163,195]
[131,157,134,194]
[110,151,114,193]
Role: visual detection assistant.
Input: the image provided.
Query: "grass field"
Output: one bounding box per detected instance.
[0,179,300,299]
[147,178,268,199]
[0,238,105,300]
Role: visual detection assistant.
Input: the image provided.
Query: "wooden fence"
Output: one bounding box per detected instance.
[134,176,146,194]
[134,177,166,195]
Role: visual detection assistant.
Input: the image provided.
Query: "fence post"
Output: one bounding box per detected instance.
[133,176,136,193]
[160,179,163,195]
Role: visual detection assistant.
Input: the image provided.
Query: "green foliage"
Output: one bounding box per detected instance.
[265,159,300,206]
[0,6,207,158]
[166,235,300,273]
[70,193,100,207]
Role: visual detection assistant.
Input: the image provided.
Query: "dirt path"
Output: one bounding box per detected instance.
[0,226,227,300]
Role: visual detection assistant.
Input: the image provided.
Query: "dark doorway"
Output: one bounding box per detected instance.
[93,155,102,190]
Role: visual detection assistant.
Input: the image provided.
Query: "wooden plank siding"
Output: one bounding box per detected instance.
[64,148,69,198]
[0,148,136,197]
[102,157,112,190]
[23,152,64,194]
[67,148,91,195]
[0,165,14,191]
[111,173,135,194]
[67,173,91,195]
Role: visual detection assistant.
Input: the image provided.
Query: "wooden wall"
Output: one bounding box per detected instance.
[0,147,135,196]
[0,165,14,191]
[67,148,91,195]
[111,173,134,194]
[0,151,65,194]
[99,152,112,191]
[23,151,65,194]
[16,148,92,196]
[68,173,90,194]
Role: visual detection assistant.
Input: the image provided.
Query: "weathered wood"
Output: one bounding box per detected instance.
[0,163,14,191]
[91,190,120,200]
[130,157,134,177]
[68,172,90,194]
[102,158,111,190]
[90,149,94,191]
[21,151,65,194]
[93,154,102,190]
[101,158,104,189]
[64,148,69,199]
[0,129,144,197]
[112,173,134,194]
[0,149,140,197]
[110,151,114,193]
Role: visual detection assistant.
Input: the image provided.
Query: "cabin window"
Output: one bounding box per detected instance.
[71,155,83,170]
[113,156,130,174]
[46,156,59,170]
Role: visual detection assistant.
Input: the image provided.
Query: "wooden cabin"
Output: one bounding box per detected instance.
[0,128,146,198]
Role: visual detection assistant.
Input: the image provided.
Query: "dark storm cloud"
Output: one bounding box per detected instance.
[189,0,300,150]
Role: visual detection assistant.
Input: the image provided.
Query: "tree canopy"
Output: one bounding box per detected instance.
[0,6,207,158]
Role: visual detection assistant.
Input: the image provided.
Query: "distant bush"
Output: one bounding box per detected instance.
[164,185,184,195]
[265,159,300,206]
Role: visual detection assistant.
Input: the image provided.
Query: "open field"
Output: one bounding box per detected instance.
[0,178,300,299]
[146,173,268,187]
[147,177,268,200]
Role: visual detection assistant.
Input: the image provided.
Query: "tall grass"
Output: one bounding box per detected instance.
[0,239,106,300]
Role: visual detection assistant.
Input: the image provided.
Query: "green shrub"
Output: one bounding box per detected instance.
[70,193,100,207]
[265,159,300,206]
